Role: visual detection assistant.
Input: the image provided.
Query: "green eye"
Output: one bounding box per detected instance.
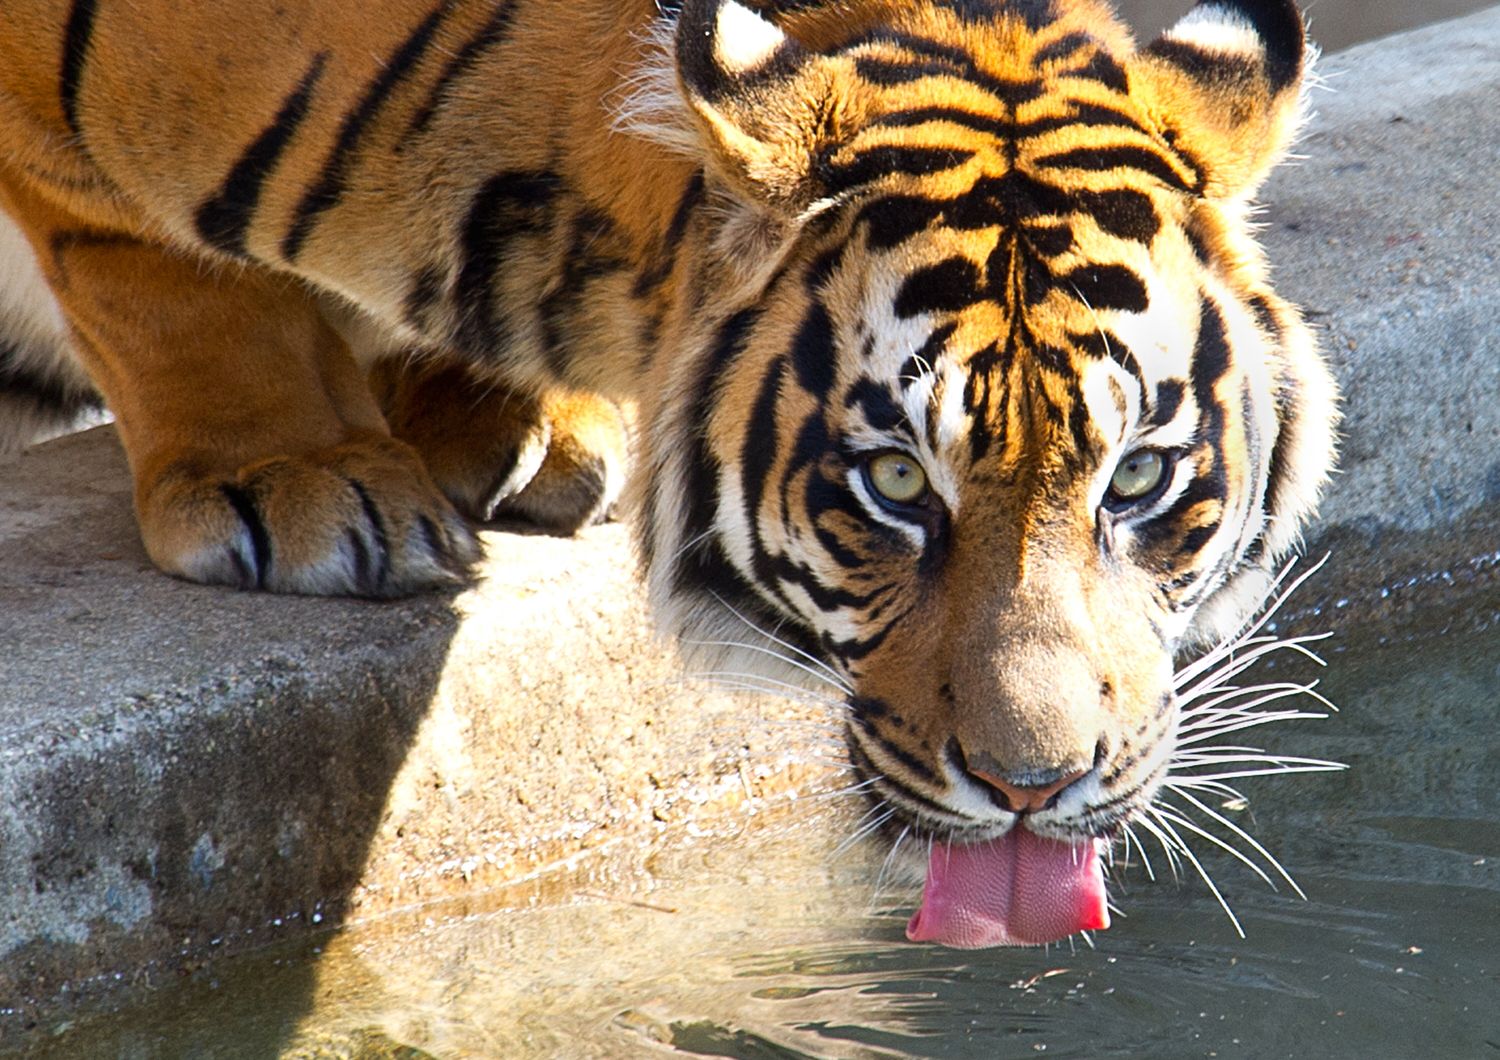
[866,452,930,506]
[1108,449,1168,505]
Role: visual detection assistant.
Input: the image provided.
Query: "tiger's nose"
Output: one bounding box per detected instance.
[965,763,1088,814]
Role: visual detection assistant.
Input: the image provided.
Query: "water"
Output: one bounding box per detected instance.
[30,595,1500,1058]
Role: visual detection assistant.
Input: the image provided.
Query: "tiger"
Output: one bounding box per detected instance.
[0,0,1338,947]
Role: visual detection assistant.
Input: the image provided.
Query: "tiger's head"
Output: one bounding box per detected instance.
[633,0,1338,946]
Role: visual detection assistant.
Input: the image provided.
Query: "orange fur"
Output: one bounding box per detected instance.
[0,0,1338,875]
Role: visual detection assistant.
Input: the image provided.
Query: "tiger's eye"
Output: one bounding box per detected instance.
[1109,449,1167,502]
[867,452,929,505]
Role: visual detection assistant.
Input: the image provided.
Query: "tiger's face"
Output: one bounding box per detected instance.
[639,0,1338,946]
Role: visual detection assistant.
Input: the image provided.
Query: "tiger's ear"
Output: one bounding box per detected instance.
[1130,0,1311,202]
[675,0,863,212]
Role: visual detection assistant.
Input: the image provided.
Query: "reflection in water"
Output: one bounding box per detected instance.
[37,599,1500,1059]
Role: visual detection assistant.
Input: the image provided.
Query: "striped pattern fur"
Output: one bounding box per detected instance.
[0,0,1337,875]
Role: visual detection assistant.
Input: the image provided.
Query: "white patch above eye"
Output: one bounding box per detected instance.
[1080,358,1138,453]
[1167,6,1264,58]
[713,1,787,74]
[1101,272,1201,447]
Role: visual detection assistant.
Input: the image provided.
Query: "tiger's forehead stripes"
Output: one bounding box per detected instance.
[789,16,1226,484]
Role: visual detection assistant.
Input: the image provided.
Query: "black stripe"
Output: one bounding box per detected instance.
[540,207,628,377]
[402,264,445,330]
[633,170,705,297]
[853,32,1043,105]
[220,485,271,590]
[346,479,392,595]
[855,56,964,88]
[282,1,453,260]
[1013,102,1151,139]
[739,356,798,614]
[869,105,1005,136]
[934,0,1055,32]
[953,171,1078,229]
[195,54,329,258]
[673,309,761,600]
[895,257,982,318]
[404,1,519,142]
[1192,298,1233,412]
[962,339,1009,461]
[906,322,956,392]
[1027,220,1073,257]
[820,605,903,663]
[1176,520,1221,558]
[850,720,944,792]
[1248,292,1295,542]
[846,726,945,802]
[1068,327,1141,387]
[1146,38,1259,88]
[869,100,1147,142]
[1063,50,1129,93]
[1059,263,1148,313]
[774,553,883,612]
[59,0,100,139]
[790,304,836,395]
[845,378,906,434]
[1150,379,1186,427]
[1034,32,1095,65]
[806,483,870,569]
[451,169,559,354]
[855,194,945,251]
[1035,145,1192,194]
[856,56,1042,107]
[1078,188,1160,243]
[819,145,974,192]
[0,341,102,414]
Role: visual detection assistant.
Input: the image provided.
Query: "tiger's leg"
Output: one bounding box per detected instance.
[0,178,477,596]
[370,357,628,534]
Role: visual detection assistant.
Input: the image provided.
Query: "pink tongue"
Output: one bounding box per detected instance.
[906,830,1109,948]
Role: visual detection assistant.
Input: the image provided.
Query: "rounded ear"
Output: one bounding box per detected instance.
[1130,0,1311,202]
[675,0,863,211]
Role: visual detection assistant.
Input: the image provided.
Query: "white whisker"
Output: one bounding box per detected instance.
[1151,805,1277,890]
[686,638,852,694]
[1123,822,1157,881]
[1161,788,1309,899]
[709,591,851,690]
[689,670,849,710]
[1179,677,1334,726]
[1132,814,1185,882]
[870,825,913,912]
[1177,632,1331,701]
[1146,807,1246,938]
[1166,762,1345,783]
[1173,554,1331,686]
[834,803,898,861]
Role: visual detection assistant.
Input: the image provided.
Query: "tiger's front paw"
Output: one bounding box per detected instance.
[488,390,628,533]
[373,360,628,536]
[137,435,479,597]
